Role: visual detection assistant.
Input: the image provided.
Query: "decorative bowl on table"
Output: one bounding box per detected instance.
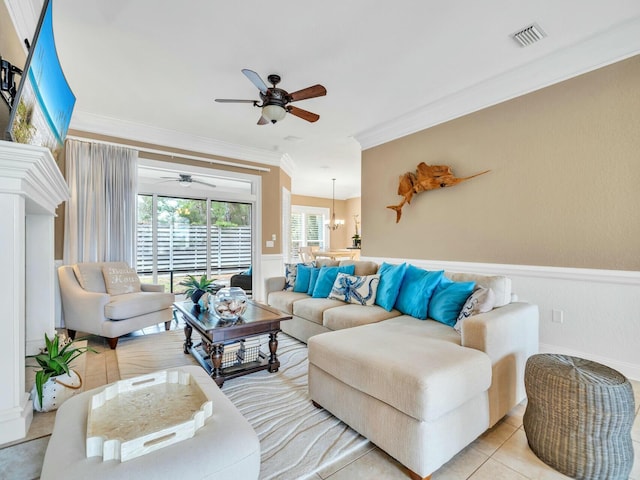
[212,287,247,320]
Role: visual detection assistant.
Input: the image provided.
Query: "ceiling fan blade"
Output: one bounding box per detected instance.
[242,69,268,94]
[214,99,257,103]
[288,105,320,123]
[191,179,217,188]
[288,84,327,102]
[257,115,269,125]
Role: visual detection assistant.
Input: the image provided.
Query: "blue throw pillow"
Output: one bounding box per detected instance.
[245,266,252,276]
[312,264,356,298]
[394,266,444,319]
[306,267,321,295]
[374,262,407,311]
[293,264,313,293]
[428,277,476,327]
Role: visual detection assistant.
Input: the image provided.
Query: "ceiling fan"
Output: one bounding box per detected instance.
[215,69,327,125]
[158,174,216,188]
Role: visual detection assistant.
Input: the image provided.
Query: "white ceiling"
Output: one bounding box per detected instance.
[7,1,640,199]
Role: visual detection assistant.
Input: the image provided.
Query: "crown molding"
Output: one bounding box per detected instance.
[279,153,295,179]
[355,15,640,150]
[69,110,286,169]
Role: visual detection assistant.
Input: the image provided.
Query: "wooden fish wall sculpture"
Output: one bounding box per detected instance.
[387,162,490,223]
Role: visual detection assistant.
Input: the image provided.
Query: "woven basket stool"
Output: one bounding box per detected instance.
[523,354,635,480]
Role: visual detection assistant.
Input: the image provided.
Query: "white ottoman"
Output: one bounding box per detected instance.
[41,366,260,480]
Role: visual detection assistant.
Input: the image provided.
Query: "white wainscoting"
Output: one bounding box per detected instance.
[257,254,285,303]
[364,256,640,380]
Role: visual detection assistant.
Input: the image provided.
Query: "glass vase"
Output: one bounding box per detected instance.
[212,287,248,321]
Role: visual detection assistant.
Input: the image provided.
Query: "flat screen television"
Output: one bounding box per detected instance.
[3,0,76,163]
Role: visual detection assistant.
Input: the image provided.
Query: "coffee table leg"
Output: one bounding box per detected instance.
[183,323,193,354]
[211,343,225,386]
[268,331,280,373]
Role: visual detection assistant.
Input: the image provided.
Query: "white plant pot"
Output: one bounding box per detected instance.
[31,369,83,412]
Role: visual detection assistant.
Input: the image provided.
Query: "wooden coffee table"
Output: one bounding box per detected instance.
[174,300,292,386]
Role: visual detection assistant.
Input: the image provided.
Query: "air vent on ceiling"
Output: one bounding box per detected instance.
[512,23,546,47]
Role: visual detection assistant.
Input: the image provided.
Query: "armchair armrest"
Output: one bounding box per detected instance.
[141,283,165,292]
[264,276,285,296]
[58,266,111,333]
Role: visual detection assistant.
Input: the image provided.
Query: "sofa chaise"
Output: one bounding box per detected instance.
[265,259,539,479]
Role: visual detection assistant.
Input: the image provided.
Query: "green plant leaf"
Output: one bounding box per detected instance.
[35,370,52,408]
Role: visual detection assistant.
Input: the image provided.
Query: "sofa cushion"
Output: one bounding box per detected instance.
[293,297,346,325]
[293,264,315,293]
[308,316,491,422]
[375,262,407,311]
[315,258,339,268]
[454,287,495,333]
[328,273,380,306]
[446,272,511,307]
[102,265,141,295]
[428,277,475,327]
[73,262,129,293]
[306,267,321,295]
[312,265,356,298]
[338,260,379,276]
[267,291,310,315]
[105,292,174,320]
[394,266,443,319]
[284,263,296,291]
[322,304,401,330]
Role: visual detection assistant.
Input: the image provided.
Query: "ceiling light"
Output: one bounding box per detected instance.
[327,178,344,231]
[262,104,286,123]
[179,179,191,187]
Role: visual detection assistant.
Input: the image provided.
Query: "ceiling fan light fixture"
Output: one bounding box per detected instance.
[262,104,287,123]
[179,180,191,187]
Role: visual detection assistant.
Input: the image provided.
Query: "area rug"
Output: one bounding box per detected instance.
[116,330,372,480]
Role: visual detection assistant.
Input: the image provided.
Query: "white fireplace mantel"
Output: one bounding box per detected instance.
[0,139,69,444]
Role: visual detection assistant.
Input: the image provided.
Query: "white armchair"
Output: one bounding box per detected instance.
[58,262,174,349]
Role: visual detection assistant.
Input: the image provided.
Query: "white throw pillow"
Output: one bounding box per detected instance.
[283,262,314,291]
[328,273,380,306]
[102,265,141,295]
[454,286,495,333]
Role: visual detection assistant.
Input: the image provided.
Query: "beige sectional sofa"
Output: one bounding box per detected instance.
[265,259,539,479]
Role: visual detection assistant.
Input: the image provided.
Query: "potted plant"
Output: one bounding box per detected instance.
[179,274,218,303]
[29,333,95,412]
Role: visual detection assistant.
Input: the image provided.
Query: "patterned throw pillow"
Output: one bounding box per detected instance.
[453,286,496,333]
[283,262,314,291]
[329,273,380,306]
[102,265,141,295]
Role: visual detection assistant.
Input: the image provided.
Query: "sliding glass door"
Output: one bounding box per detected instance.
[137,194,252,293]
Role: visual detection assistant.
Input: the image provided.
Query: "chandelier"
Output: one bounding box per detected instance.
[327,178,344,231]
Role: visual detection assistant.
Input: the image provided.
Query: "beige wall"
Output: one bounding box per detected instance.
[362,55,640,271]
[291,194,361,249]
[57,131,289,259]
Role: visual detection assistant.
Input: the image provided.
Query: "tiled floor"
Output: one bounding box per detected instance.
[4,322,640,480]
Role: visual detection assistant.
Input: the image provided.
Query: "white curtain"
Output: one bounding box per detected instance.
[64,139,138,265]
